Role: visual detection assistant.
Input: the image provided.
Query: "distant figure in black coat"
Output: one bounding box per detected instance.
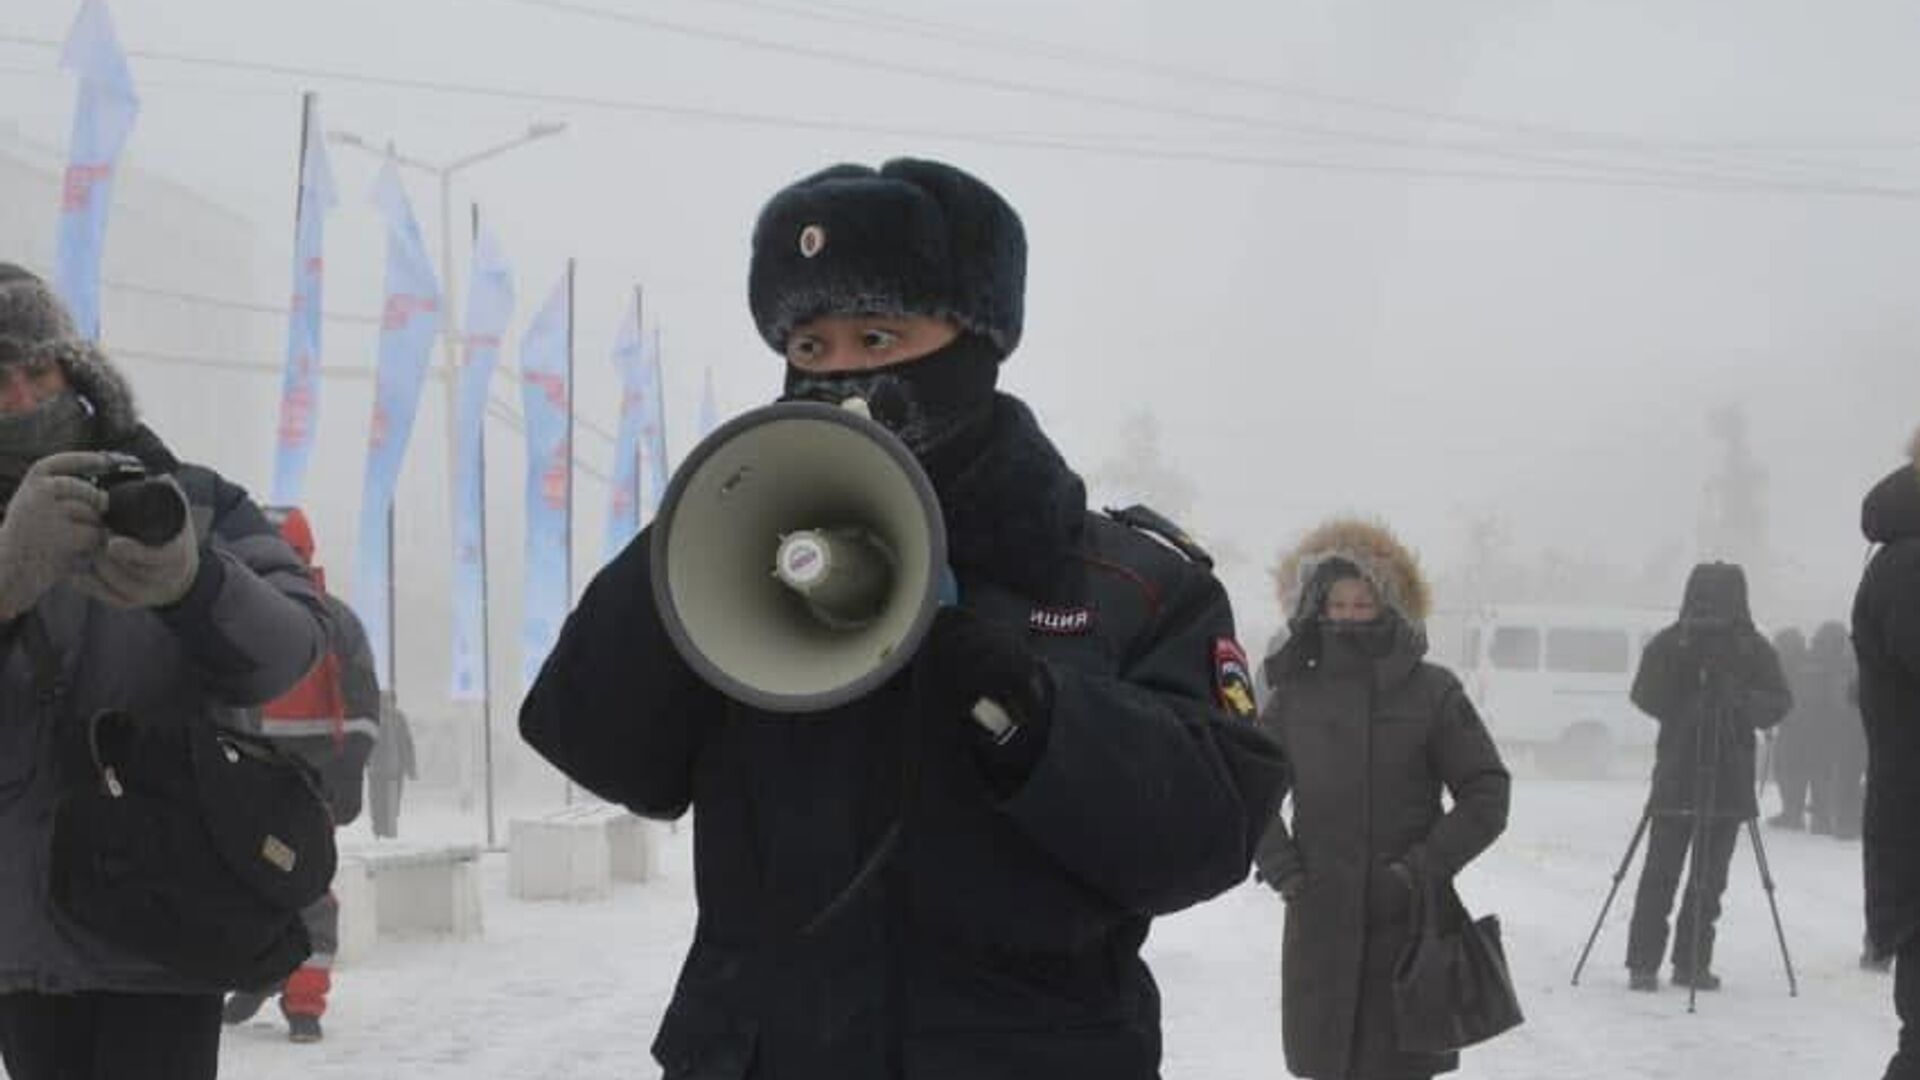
[1854,429,1920,1080]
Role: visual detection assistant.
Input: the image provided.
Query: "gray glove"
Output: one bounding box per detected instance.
[0,451,111,619]
[72,478,199,609]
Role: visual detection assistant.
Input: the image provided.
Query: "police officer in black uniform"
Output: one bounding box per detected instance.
[520,159,1285,1080]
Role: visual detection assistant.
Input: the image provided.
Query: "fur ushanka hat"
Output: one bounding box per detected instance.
[0,263,138,440]
[748,158,1027,358]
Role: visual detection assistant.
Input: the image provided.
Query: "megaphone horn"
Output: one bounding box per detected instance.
[650,400,948,714]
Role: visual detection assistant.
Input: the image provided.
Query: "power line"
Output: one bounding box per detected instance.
[10,257,387,327]
[2,32,1913,200]
[676,0,1920,191]
[690,0,1914,159]
[110,279,384,326]
[484,399,613,485]
[482,0,1870,194]
[113,345,375,379]
[9,39,1911,165]
[112,337,624,447]
[0,57,292,100]
[117,344,617,484]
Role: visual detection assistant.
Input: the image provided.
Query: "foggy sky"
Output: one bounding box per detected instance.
[4,0,1918,662]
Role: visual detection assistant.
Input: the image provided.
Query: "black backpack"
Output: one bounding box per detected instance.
[25,614,338,989]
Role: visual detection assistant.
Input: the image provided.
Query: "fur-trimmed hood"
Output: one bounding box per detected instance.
[0,264,139,442]
[1272,517,1432,625]
[1862,426,1920,546]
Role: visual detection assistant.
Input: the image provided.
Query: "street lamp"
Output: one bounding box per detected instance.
[329,122,568,351]
[328,121,566,841]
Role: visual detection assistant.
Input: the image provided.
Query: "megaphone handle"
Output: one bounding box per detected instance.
[971,698,1017,745]
[933,568,1012,741]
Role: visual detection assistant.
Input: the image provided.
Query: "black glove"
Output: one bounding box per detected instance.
[918,607,1054,793]
[1259,868,1307,902]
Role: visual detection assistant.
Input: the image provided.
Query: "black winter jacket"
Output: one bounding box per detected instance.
[521,396,1284,1080]
[1855,460,1920,954]
[1634,567,1791,820]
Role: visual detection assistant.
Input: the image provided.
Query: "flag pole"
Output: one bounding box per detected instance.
[562,257,577,807]
[292,92,313,266]
[632,285,645,522]
[271,91,315,505]
[384,142,401,705]
[473,203,499,849]
[650,323,668,512]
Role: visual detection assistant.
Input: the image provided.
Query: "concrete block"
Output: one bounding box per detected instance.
[606,812,659,884]
[330,856,377,967]
[509,808,613,901]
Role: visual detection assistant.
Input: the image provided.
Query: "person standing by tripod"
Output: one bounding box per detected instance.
[1624,563,1792,993]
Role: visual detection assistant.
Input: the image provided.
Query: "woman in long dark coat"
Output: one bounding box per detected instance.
[1255,519,1511,1080]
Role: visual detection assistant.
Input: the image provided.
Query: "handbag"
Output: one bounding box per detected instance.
[1391,869,1525,1053]
[24,613,338,989]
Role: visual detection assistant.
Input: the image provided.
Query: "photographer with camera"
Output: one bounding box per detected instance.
[0,265,329,1080]
[1623,562,1791,993]
[521,159,1285,1080]
[1854,429,1920,1079]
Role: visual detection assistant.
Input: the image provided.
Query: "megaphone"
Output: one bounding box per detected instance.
[650,400,949,714]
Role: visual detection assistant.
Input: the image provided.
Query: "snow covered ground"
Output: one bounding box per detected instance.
[194,776,1901,1079]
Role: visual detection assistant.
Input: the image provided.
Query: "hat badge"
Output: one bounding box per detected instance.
[798,224,827,259]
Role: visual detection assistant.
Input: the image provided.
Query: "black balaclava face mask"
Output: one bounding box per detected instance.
[1297,560,1400,663]
[781,332,1001,469]
[0,391,93,504]
[1320,610,1401,661]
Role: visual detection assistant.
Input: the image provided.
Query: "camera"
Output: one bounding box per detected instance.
[91,453,149,492]
[94,454,187,546]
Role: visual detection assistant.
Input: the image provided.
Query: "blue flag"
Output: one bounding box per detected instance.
[520,271,572,691]
[641,327,670,520]
[449,225,515,702]
[353,159,442,689]
[270,96,337,507]
[603,297,650,562]
[53,0,139,340]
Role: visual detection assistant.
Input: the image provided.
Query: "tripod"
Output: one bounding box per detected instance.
[1571,655,1798,1013]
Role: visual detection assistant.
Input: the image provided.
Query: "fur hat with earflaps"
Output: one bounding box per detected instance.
[1272,517,1432,627]
[0,263,139,441]
[748,159,1027,359]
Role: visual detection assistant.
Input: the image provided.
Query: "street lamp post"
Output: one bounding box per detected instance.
[329,122,566,843]
[330,122,566,376]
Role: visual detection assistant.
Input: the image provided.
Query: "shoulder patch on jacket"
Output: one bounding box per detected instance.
[1213,637,1257,719]
[1103,504,1212,567]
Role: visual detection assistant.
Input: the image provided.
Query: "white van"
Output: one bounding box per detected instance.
[1429,604,1676,775]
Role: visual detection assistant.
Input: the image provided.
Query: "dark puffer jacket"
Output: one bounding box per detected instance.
[1855,447,1920,954]
[522,395,1284,1080]
[0,427,329,994]
[1634,564,1792,820]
